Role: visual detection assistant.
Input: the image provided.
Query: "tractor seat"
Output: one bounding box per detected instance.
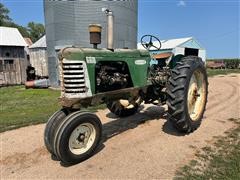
[153,52,173,60]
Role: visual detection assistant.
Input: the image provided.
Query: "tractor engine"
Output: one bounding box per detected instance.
[149,64,170,86]
[96,61,132,93]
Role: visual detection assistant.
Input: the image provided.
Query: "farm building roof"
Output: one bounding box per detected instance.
[0,26,28,47]
[138,37,203,50]
[24,38,33,47]
[29,35,46,49]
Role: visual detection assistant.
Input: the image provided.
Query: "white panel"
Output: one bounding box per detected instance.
[198,50,206,62]
[173,47,185,55]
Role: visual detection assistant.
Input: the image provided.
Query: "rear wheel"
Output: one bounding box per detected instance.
[107,99,139,117]
[166,56,208,133]
[53,111,102,164]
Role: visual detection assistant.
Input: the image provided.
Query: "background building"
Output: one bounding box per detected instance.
[44,0,138,86]
[0,27,28,86]
[138,37,206,62]
[29,35,48,78]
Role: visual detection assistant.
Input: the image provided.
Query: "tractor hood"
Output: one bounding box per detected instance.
[59,47,150,60]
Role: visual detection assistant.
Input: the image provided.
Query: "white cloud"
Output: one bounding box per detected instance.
[177,0,186,7]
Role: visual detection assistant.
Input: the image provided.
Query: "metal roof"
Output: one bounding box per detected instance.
[29,35,46,49]
[138,37,194,50]
[24,38,33,47]
[0,26,28,46]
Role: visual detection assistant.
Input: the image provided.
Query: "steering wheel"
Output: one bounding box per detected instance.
[141,35,162,50]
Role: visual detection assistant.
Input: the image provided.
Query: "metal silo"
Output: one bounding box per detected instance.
[44,0,138,86]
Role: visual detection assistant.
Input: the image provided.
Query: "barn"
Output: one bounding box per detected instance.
[0,27,28,86]
[138,37,206,62]
[29,35,48,78]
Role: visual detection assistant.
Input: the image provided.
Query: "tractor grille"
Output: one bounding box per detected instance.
[61,59,91,98]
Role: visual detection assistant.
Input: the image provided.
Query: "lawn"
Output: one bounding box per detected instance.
[175,118,240,180]
[207,68,240,77]
[0,86,106,133]
[0,86,60,132]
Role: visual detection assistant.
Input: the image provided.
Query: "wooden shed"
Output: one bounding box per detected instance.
[29,35,48,78]
[0,27,28,86]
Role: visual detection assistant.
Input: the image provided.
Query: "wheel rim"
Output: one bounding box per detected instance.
[187,70,206,121]
[68,123,96,155]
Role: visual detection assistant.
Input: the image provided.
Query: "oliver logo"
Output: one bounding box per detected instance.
[135,60,146,65]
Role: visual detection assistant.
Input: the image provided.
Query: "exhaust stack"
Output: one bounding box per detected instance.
[103,8,114,50]
[107,10,114,50]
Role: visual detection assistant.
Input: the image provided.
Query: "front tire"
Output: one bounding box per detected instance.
[166,56,208,133]
[53,111,102,164]
[44,109,69,155]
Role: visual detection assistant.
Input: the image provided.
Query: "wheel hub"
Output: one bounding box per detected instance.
[78,133,86,142]
[69,123,96,155]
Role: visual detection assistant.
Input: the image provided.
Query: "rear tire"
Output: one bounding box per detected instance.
[166,56,208,133]
[53,111,102,164]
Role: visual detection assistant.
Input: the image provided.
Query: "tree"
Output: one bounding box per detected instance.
[27,22,45,43]
[0,3,12,25]
[0,3,45,41]
[0,3,29,37]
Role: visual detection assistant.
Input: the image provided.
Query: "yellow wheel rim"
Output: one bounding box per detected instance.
[187,70,206,121]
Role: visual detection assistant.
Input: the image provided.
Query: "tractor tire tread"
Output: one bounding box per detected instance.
[166,56,208,133]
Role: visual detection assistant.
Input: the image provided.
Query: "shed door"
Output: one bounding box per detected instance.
[185,48,199,56]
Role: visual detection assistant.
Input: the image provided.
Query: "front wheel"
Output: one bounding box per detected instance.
[53,111,102,164]
[166,56,208,133]
[44,108,69,155]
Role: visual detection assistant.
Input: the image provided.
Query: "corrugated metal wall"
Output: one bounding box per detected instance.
[44,0,138,86]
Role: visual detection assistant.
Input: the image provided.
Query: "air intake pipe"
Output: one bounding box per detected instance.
[89,24,102,49]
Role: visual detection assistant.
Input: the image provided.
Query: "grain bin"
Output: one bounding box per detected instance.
[44,0,138,86]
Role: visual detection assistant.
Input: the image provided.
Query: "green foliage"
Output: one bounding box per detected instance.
[0,3,45,42]
[224,59,240,69]
[0,3,12,25]
[27,22,45,43]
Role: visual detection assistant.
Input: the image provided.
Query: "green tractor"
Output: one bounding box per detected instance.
[44,25,208,165]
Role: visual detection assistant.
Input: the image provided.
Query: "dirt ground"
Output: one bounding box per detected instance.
[1,74,239,179]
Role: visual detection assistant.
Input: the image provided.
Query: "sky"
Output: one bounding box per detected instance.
[1,0,239,58]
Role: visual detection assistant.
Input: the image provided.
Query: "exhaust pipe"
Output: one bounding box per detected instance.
[107,10,114,50]
[103,8,114,50]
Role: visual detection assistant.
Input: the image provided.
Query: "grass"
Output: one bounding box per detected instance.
[207,68,240,77]
[0,86,106,133]
[175,118,240,180]
[0,86,61,132]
